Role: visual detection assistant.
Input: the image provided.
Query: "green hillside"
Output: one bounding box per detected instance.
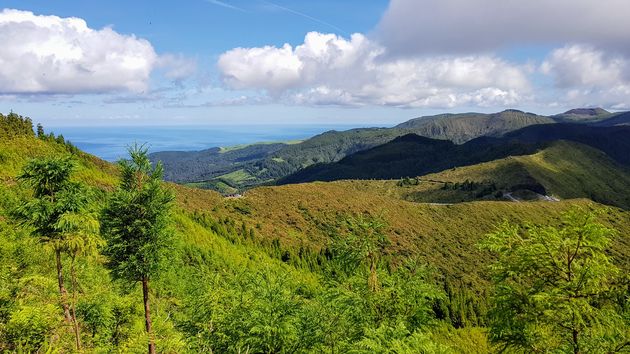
[150,142,288,183]
[152,110,560,192]
[279,123,630,185]
[2,115,629,352]
[156,109,629,194]
[593,111,630,127]
[334,141,630,209]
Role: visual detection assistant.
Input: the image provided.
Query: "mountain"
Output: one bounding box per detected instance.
[279,124,630,194]
[552,107,612,123]
[277,133,535,184]
[396,109,554,142]
[151,109,559,192]
[500,123,630,164]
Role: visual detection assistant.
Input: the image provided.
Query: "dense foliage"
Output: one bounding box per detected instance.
[0,112,35,138]
[481,210,630,353]
[12,157,99,351]
[1,115,629,353]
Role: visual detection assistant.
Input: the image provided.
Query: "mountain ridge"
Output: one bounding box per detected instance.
[150,108,630,193]
[278,123,630,201]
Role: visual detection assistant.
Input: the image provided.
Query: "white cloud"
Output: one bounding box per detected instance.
[542,45,628,88]
[217,32,530,108]
[0,9,157,94]
[542,45,630,109]
[376,0,630,55]
[157,54,198,81]
[219,43,303,93]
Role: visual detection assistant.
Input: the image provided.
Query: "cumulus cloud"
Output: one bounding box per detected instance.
[217,32,530,108]
[542,45,630,109]
[0,9,157,94]
[376,0,630,55]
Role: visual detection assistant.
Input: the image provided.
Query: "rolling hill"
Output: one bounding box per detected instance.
[324,141,630,209]
[279,124,630,187]
[150,109,564,192]
[592,111,630,127]
[4,114,629,287]
[551,107,612,123]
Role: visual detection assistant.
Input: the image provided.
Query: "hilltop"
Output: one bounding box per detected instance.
[395,109,553,142]
[552,107,612,123]
[152,109,598,192]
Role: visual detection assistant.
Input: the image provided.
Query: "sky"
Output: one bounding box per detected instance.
[1,0,629,126]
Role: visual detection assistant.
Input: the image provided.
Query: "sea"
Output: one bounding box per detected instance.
[47,124,371,161]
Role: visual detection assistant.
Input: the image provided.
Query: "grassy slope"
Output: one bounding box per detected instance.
[4,135,629,285]
[280,123,630,185]
[0,136,321,352]
[514,141,630,207]
[0,136,117,188]
[551,107,612,123]
[218,140,302,153]
[375,141,630,208]
[181,182,630,289]
[2,132,630,352]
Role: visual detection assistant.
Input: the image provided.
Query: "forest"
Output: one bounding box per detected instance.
[1,113,629,353]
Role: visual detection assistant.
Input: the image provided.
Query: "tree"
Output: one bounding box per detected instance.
[480,209,629,353]
[36,123,45,138]
[101,145,174,354]
[56,205,102,351]
[332,215,389,292]
[0,111,34,137]
[14,157,95,351]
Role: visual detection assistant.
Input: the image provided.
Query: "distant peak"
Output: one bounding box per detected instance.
[501,109,525,113]
[563,108,609,116]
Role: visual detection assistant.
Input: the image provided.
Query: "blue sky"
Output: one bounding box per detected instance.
[1,0,629,126]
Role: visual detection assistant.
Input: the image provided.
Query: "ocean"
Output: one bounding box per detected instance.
[47,124,368,161]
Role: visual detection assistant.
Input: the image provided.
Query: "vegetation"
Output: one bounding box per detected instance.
[552,107,612,123]
[279,124,630,187]
[356,141,630,209]
[13,157,98,351]
[150,142,287,185]
[1,112,35,138]
[481,209,630,353]
[396,109,554,142]
[101,145,174,353]
[1,114,629,352]
[151,109,573,192]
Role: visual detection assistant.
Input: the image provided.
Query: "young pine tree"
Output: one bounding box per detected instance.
[481,209,629,353]
[101,145,174,354]
[14,157,97,351]
[332,215,390,292]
